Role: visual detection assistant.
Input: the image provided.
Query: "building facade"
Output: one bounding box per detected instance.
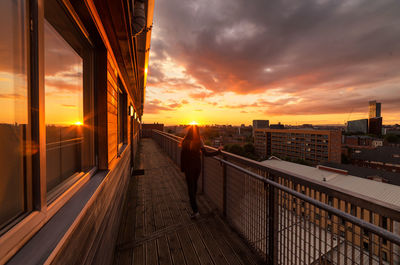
[369,117,383,135]
[252,120,269,129]
[369,100,382,118]
[347,119,369,134]
[0,0,154,264]
[254,129,342,164]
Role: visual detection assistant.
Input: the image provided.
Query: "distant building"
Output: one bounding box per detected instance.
[369,100,381,118]
[254,128,342,164]
[343,135,375,148]
[254,130,267,158]
[346,119,368,134]
[252,120,269,129]
[270,122,285,129]
[369,117,382,135]
[141,123,164,137]
[351,146,400,173]
[238,125,252,137]
[322,162,400,186]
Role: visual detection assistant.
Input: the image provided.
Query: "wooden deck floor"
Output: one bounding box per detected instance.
[114,139,262,265]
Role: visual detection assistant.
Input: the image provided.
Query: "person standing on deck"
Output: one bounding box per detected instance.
[180,125,222,219]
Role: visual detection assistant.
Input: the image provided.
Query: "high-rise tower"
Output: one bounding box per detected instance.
[369,100,381,118]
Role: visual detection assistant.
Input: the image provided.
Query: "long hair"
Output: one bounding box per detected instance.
[181,125,202,152]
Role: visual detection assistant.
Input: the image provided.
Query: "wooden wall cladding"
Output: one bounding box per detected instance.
[50,148,131,265]
[107,53,119,164]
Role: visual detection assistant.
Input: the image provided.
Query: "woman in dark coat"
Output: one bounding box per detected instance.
[180,125,222,218]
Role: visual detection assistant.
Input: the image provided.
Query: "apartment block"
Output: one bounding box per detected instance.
[254,128,342,164]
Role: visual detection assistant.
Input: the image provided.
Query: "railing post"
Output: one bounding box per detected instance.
[268,174,278,265]
[222,154,227,217]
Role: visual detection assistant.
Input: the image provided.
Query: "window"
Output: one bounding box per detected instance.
[382,251,387,261]
[382,216,388,229]
[45,20,83,196]
[350,205,356,215]
[327,195,333,206]
[44,0,94,200]
[363,241,369,251]
[0,0,29,231]
[117,81,127,149]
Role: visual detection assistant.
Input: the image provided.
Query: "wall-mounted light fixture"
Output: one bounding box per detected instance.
[134,112,137,119]
[129,105,134,116]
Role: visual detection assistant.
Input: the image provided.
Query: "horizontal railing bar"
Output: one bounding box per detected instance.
[153,130,400,221]
[46,137,84,146]
[214,156,400,246]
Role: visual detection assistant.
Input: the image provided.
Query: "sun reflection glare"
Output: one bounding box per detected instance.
[74,121,83,126]
[189,121,198,125]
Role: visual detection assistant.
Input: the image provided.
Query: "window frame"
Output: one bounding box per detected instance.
[0,0,98,262]
[117,78,127,152]
[0,0,33,235]
[43,0,96,202]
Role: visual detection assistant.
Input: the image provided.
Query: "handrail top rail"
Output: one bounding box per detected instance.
[152,129,400,221]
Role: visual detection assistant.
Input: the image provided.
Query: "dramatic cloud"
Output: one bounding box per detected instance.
[144,0,400,124]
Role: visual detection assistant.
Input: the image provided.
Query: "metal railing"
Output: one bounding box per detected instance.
[152,130,400,265]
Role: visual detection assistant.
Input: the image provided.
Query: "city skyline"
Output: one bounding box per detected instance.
[143,0,400,126]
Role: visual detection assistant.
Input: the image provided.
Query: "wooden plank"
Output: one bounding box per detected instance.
[135,180,145,238]
[133,244,145,265]
[186,224,213,265]
[164,167,191,222]
[166,232,186,265]
[209,216,259,265]
[202,219,242,265]
[177,228,201,265]
[195,221,229,265]
[116,249,132,265]
[144,175,155,235]
[153,169,165,230]
[161,167,188,224]
[145,240,158,265]
[158,173,174,227]
[157,236,172,265]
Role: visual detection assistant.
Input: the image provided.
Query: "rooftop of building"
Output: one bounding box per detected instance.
[260,158,400,208]
[322,162,400,187]
[352,146,400,164]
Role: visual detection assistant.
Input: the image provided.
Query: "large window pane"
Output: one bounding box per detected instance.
[0,0,27,229]
[44,20,83,195]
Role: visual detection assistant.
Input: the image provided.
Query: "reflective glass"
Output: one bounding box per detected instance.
[44,20,83,193]
[0,0,27,229]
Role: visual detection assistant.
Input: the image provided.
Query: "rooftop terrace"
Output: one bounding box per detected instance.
[114,139,262,265]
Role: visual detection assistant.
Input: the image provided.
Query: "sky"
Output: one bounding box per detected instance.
[143,0,400,126]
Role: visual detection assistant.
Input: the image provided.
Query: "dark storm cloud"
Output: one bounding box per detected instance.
[150,0,400,111]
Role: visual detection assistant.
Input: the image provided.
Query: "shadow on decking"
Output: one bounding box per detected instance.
[113,139,263,265]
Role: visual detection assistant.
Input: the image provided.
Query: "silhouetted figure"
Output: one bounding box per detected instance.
[180,125,222,219]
